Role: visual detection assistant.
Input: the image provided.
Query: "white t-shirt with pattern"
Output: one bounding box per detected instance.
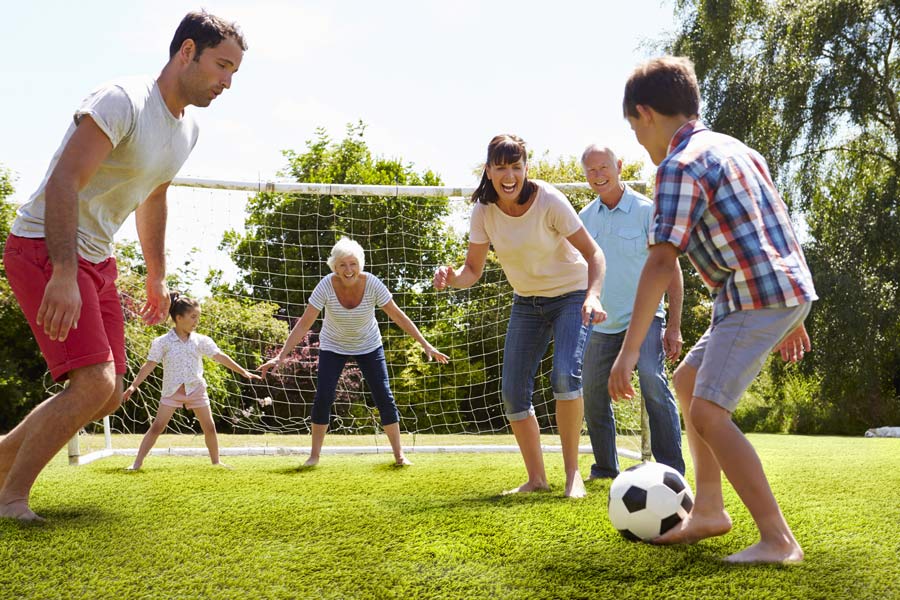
[147,329,220,398]
[308,273,393,355]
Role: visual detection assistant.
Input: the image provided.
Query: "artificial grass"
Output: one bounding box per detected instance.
[1,434,898,600]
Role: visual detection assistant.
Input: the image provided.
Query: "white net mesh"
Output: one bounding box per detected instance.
[60,180,647,459]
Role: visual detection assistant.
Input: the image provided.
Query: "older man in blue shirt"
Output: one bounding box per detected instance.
[578,145,685,478]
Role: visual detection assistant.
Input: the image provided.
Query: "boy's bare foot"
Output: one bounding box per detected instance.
[303,456,320,467]
[0,500,45,522]
[394,457,412,467]
[725,540,804,564]
[502,481,550,495]
[564,473,587,498]
[653,510,733,545]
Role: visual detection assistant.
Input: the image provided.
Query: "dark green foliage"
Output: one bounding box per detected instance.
[0,168,49,431]
[670,1,900,432]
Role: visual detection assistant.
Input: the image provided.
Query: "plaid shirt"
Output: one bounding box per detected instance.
[649,121,817,325]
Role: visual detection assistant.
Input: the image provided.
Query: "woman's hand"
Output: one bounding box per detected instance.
[421,343,450,364]
[259,356,285,377]
[582,296,607,326]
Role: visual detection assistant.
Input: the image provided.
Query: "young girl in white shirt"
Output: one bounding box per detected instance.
[123,293,260,470]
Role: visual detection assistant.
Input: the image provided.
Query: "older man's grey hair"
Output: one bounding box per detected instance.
[581,144,619,166]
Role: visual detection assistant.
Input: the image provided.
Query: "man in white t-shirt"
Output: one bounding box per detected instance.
[0,11,246,521]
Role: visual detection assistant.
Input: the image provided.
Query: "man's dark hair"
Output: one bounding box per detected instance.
[169,10,247,60]
[623,56,700,119]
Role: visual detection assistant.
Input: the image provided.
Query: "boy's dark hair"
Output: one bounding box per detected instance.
[169,291,200,320]
[471,134,537,206]
[623,56,700,119]
[169,10,247,60]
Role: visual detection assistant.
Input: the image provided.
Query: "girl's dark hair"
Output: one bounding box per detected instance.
[471,134,537,206]
[169,291,200,320]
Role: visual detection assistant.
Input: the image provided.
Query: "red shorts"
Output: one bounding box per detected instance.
[3,234,126,382]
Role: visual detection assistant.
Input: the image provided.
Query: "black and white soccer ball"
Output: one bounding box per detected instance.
[607,462,694,541]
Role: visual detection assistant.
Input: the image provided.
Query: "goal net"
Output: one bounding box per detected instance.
[63,178,650,464]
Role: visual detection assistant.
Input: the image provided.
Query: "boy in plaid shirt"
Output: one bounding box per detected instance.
[608,56,817,564]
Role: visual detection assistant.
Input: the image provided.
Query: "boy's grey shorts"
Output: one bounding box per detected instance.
[683,303,812,413]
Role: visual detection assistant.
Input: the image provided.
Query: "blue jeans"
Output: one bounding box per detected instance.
[501,290,590,421]
[313,347,400,426]
[582,316,685,477]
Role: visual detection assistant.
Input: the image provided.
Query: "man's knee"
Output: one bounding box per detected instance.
[67,363,117,407]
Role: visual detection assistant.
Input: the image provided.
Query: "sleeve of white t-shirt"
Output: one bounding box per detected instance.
[308,276,331,311]
[146,335,165,363]
[468,202,490,244]
[197,335,221,357]
[74,84,136,148]
[368,275,393,307]
[544,186,583,237]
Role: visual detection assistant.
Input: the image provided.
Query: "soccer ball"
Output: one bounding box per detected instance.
[607,462,694,542]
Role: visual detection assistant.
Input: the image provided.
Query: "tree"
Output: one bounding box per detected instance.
[0,167,48,431]
[669,0,900,432]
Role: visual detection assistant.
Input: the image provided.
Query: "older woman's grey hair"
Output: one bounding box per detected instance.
[326,237,366,271]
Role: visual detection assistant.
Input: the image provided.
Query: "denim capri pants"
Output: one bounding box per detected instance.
[313,346,400,426]
[501,290,590,421]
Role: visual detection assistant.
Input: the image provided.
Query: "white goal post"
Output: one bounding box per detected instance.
[67,177,652,465]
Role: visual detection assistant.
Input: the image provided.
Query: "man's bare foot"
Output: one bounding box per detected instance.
[653,510,733,545]
[0,500,45,522]
[725,540,804,564]
[394,457,412,467]
[212,462,232,470]
[502,481,550,495]
[303,456,320,467]
[564,474,587,498]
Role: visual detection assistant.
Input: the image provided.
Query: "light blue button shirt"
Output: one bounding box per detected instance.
[578,185,666,334]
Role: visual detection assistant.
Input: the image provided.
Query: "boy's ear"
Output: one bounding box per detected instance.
[636,104,654,123]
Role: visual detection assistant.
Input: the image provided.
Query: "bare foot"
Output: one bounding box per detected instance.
[725,540,804,564]
[653,510,733,545]
[502,481,550,495]
[564,474,587,498]
[212,462,232,470]
[303,456,320,467]
[124,464,141,471]
[0,500,45,522]
[394,457,412,467]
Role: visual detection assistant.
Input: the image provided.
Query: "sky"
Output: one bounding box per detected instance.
[0,0,678,292]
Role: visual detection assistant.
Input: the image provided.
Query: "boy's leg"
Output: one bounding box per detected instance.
[689,398,802,563]
[636,316,685,474]
[0,362,117,520]
[658,306,809,563]
[130,403,179,469]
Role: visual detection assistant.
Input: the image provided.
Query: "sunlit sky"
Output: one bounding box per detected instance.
[1,1,678,293]
[1,0,677,202]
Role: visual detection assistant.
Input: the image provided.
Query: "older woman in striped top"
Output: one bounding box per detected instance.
[260,237,449,467]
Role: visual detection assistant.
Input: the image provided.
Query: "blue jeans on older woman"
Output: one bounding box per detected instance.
[582,316,685,478]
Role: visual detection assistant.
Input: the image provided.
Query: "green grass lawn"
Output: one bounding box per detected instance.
[1,434,898,599]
